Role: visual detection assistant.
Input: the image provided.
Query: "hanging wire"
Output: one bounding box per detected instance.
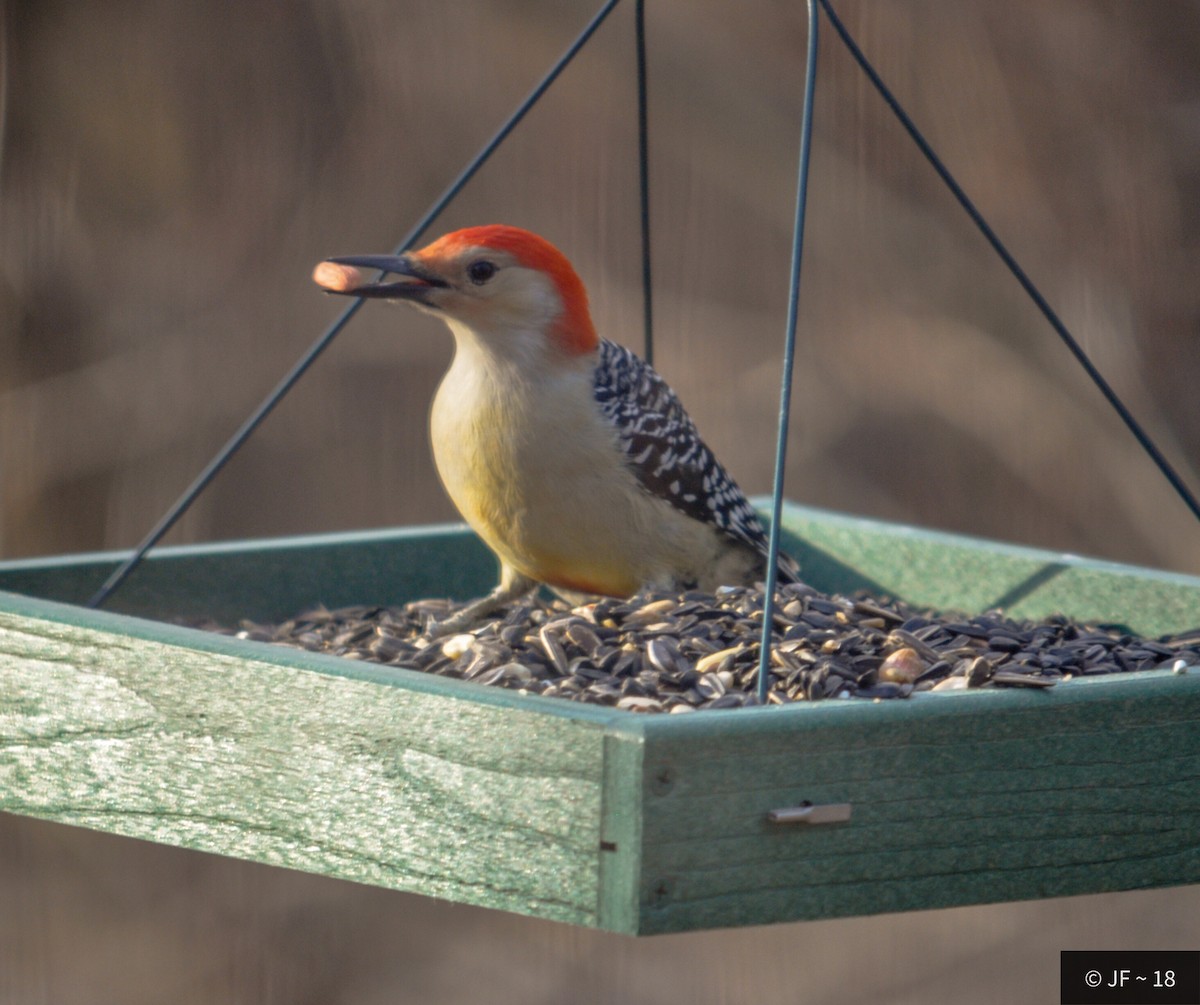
[87,0,624,609]
[635,0,654,364]
[0,1,9,201]
[817,0,1200,526]
[757,0,819,706]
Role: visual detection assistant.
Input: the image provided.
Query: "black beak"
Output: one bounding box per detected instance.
[319,254,448,299]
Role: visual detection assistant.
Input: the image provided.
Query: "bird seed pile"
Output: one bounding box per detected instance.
[211,583,1199,712]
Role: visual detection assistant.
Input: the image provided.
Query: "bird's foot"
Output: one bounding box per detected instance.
[422,573,540,639]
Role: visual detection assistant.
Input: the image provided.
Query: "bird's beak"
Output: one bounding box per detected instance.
[313,254,448,300]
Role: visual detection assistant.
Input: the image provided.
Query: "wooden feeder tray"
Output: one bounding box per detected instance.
[2,501,1199,935]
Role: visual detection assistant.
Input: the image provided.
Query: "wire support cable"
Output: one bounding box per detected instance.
[635,0,654,364]
[757,0,819,705]
[818,0,1200,526]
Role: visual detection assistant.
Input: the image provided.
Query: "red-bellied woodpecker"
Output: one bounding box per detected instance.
[314,225,800,630]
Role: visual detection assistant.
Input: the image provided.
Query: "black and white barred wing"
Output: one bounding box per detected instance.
[593,339,799,582]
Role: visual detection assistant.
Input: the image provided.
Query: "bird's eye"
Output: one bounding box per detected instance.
[467,260,497,285]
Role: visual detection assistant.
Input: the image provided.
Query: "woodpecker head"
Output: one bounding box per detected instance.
[314,225,599,356]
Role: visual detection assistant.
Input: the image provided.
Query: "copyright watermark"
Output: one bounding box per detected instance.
[1061,951,1199,1004]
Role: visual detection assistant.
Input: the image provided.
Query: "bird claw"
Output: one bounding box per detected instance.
[423,608,480,640]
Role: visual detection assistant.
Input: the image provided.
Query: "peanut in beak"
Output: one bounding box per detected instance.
[312,261,365,293]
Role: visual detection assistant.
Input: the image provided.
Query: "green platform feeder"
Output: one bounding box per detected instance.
[2,501,1198,935]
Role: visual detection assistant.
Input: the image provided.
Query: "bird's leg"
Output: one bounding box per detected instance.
[426,566,539,637]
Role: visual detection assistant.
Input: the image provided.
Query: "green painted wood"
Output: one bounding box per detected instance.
[2,503,1200,934]
[780,503,1200,637]
[0,523,498,624]
[631,672,1200,933]
[2,502,1196,633]
[0,596,633,928]
[596,730,645,933]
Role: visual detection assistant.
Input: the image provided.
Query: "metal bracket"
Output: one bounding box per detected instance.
[767,802,852,825]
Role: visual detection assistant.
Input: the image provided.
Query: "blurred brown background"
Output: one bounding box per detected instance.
[2,0,1199,1001]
